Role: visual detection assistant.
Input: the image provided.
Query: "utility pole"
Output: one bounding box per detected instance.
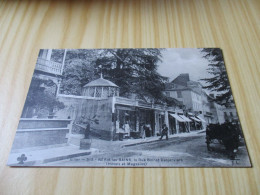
[56,49,67,97]
[61,49,67,75]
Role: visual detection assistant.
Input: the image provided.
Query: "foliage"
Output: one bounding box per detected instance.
[200,48,233,107]
[23,77,65,117]
[95,49,170,104]
[51,49,65,63]
[58,50,97,95]
[60,59,96,95]
[54,49,178,106]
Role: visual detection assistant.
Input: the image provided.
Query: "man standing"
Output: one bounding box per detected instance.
[160,124,168,140]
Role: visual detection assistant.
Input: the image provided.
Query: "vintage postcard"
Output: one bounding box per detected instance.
[7,48,251,167]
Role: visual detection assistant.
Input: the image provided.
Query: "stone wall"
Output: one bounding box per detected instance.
[56,95,82,119]
[75,98,114,140]
[12,119,71,149]
[12,129,69,149]
[55,95,114,140]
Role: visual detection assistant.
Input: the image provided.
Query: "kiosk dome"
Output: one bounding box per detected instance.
[82,74,119,98]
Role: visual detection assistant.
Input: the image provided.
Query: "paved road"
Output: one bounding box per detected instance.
[46,134,251,167]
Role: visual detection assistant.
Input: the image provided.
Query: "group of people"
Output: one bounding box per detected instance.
[116,120,169,140]
[116,120,131,136]
[142,123,169,140]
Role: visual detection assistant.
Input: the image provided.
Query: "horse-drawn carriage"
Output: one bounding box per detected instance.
[206,122,242,159]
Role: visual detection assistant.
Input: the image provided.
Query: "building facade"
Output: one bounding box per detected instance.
[35,49,65,95]
[57,75,187,140]
[164,73,238,127]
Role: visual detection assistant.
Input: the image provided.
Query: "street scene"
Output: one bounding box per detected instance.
[46,132,250,167]
[7,48,251,167]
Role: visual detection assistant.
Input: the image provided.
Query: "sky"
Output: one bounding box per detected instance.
[157,48,211,83]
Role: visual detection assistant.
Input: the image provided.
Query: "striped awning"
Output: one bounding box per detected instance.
[190,116,201,122]
[179,115,192,122]
[197,116,206,123]
[170,114,186,122]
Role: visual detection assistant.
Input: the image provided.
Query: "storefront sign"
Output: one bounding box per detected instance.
[116,105,136,111]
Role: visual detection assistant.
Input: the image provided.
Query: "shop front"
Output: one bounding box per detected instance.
[168,113,176,135]
[114,105,137,140]
[114,104,157,140]
[112,97,182,140]
[188,113,203,130]
[138,108,155,137]
[169,113,191,133]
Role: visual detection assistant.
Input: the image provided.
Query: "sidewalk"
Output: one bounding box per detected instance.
[106,129,205,148]
[7,146,98,166]
[7,130,205,166]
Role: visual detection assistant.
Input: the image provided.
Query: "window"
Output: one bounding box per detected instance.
[95,87,102,97]
[177,91,182,98]
[89,87,95,97]
[102,87,109,97]
[109,87,116,97]
[165,92,170,97]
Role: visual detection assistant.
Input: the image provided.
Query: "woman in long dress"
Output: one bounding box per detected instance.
[124,121,130,137]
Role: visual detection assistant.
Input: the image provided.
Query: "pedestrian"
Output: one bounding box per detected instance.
[160,124,168,140]
[124,121,130,137]
[145,124,151,137]
[142,124,146,139]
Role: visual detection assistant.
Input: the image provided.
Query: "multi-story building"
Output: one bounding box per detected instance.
[35,49,65,96]
[164,73,238,128]
[21,49,65,118]
[165,74,204,113]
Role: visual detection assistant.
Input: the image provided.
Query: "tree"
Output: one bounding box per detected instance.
[200,48,233,107]
[95,49,169,103]
[56,48,178,106]
[22,77,65,118]
[51,49,65,63]
[57,49,98,95]
[60,58,96,95]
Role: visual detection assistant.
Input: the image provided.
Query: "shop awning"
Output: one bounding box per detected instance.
[190,116,201,122]
[170,114,186,122]
[197,116,206,123]
[179,115,192,122]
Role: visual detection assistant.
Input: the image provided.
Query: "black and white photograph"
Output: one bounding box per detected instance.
[7,48,251,167]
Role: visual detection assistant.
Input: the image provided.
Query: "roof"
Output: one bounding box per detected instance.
[171,73,190,87]
[83,78,119,88]
[166,74,204,95]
